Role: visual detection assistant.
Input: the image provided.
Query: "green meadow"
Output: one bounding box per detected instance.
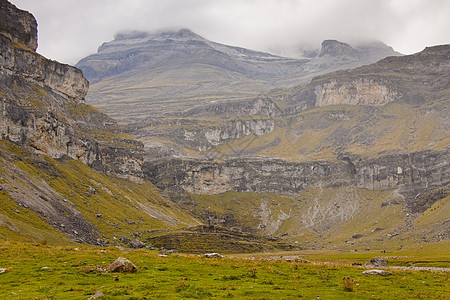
[0,241,448,299]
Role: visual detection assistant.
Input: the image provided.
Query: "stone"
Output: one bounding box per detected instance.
[0,0,38,50]
[205,253,223,258]
[129,239,145,249]
[364,257,388,268]
[0,268,7,274]
[363,269,393,276]
[106,257,137,273]
[87,290,105,299]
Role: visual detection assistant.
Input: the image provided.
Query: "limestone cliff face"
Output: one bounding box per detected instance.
[0,34,89,100]
[0,1,144,181]
[185,119,275,151]
[355,148,450,212]
[282,45,450,112]
[314,78,398,106]
[145,147,450,213]
[0,0,37,51]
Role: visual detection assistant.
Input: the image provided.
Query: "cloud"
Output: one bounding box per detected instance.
[10,0,450,64]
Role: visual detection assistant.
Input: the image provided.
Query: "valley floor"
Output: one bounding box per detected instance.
[0,241,448,299]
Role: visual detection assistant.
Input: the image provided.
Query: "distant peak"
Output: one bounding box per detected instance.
[319,40,359,58]
[114,31,150,40]
[113,28,203,41]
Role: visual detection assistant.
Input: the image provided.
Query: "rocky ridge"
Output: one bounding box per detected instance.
[77,29,400,121]
[0,1,198,246]
[0,2,144,181]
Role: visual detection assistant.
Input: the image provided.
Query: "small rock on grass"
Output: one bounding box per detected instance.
[205,253,223,258]
[0,268,7,274]
[363,269,393,276]
[87,290,104,299]
[364,257,388,268]
[106,257,137,273]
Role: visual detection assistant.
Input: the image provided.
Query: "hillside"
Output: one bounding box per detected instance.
[77,29,400,121]
[1,0,448,252]
[0,0,201,247]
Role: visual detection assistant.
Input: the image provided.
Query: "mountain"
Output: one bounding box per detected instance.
[0,0,202,246]
[76,29,400,121]
[136,44,449,249]
[1,0,448,252]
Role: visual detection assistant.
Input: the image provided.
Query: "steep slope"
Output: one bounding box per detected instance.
[0,0,201,246]
[77,29,400,121]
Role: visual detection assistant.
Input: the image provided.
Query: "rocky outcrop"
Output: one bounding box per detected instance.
[314,78,398,106]
[0,34,88,100]
[283,44,449,111]
[0,0,37,51]
[319,40,359,58]
[355,148,450,212]
[0,0,144,181]
[144,147,450,213]
[182,119,275,151]
[145,157,355,195]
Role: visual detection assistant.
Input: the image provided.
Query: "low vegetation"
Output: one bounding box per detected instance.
[0,241,448,299]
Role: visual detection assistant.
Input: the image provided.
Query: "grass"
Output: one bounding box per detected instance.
[185,187,421,251]
[0,241,448,299]
[206,103,449,161]
[0,140,199,245]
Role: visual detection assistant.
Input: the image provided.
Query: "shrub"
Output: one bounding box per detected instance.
[342,276,355,292]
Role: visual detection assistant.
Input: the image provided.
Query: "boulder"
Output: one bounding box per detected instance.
[364,257,388,268]
[129,239,145,249]
[205,253,223,258]
[363,269,393,276]
[106,257,137,273]
[87,290,105,299]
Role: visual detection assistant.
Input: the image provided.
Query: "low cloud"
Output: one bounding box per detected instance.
[11,0,450,64]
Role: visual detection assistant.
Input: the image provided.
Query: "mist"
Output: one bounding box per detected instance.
[10,0,450,64]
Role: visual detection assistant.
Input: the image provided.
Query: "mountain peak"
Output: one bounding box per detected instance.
[113,28,202,41]
[319,40,359,58]
[98,28,204,53]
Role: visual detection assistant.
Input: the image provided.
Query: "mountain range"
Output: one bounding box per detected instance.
[76,29,401,121]
[1,0,449,252]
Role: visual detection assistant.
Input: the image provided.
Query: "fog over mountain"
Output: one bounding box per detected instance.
[10,0,450,64]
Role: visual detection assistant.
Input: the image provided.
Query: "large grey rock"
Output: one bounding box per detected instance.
[364,257,388,268]
[87,290,105,299]
[129,239,145,249]
[363,269,393,276]
[106,257,137,273]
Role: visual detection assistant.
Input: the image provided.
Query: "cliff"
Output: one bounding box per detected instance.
[0,3,144,180]
[0,1,200,246]
[0,0,37,51]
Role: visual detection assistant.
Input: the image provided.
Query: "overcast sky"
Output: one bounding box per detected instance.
[10,0,450,65]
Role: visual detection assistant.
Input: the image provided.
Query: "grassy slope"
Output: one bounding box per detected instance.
[0,241,448,299]
[0,140,200,245]
[186,186,449,252]
[208,102,449,161]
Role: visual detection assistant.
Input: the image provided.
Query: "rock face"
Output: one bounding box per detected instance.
[0,0,37,51]
[314,78,398,106]
[77,29,400,121]
[144,148,449,213]
[282,44,450,112]
[319,40,359,58]
[0,1,144,181]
